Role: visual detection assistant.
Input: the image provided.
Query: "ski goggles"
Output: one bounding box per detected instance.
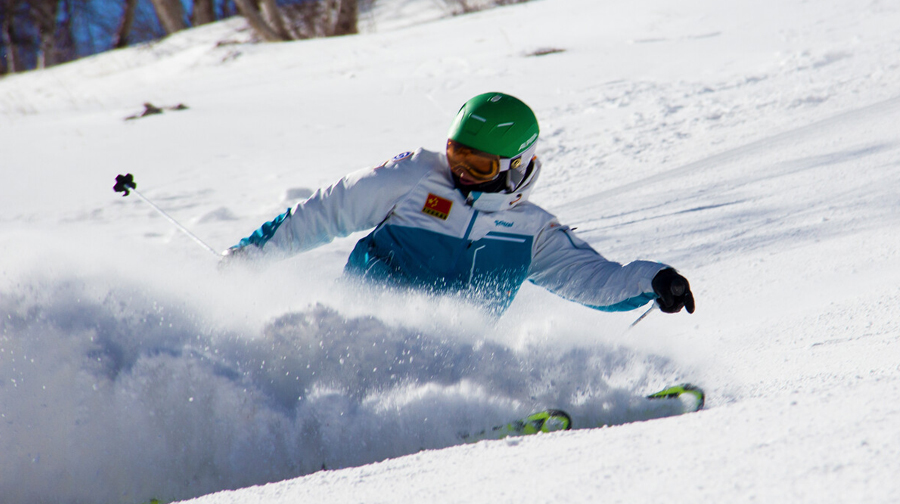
[447,139,525,184]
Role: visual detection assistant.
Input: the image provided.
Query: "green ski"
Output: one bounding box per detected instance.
[460,409,573,442]
[647,383,705,412]
[460,384,704,443]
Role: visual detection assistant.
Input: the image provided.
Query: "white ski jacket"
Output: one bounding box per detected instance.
[233,148,667,314]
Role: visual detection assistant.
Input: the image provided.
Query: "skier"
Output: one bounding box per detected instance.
[223,92,695,316]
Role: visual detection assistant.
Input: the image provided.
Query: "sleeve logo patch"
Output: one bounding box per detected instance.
[422,193,453,220]
[392,151,413,162]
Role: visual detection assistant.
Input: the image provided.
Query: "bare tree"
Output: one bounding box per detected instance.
[113,0,139,48]
[0,0,363,75]
[260,0,293,39]
[149,0,187,35]
[233,0,287,41]
[192,0,215,26]
[31,0,59,68]
[0,0,20,73]
[236,0,359,41]
[334,0,357,36]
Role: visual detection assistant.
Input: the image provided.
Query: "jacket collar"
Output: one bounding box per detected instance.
[465,190,527,212]
[463,157,541,212]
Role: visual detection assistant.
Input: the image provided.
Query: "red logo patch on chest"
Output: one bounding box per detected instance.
[422,193,453,220]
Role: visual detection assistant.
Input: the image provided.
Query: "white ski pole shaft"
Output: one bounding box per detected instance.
[628,302,658,330]
[114,173,221,258]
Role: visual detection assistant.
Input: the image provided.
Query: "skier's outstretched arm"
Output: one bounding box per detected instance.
[223,151,429,263]
[528,222,694,313]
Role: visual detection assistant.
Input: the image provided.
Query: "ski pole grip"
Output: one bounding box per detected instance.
[114,173,137,196]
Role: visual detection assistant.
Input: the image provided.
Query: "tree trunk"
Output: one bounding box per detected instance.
[33,0,59,68]
[54,0,77,62]
[1,0,18,73]
[233,0,288,41]
[113,0,139,48]
[259,0,293,40]
[150,0,187,34]
[333,0,357,36]
[192,0,215,26]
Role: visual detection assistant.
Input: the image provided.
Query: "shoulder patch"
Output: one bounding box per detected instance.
[422,193,453,220]
[376,151,414,170]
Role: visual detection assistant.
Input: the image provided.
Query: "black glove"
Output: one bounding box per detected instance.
[651,268,695,314]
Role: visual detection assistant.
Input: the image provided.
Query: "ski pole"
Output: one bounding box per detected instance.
[628,302,658,330]
[113,173,222,258]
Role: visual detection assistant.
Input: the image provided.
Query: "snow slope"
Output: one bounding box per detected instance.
[2,0,900,502]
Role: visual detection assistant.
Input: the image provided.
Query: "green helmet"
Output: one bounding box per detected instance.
[448,93,539,158]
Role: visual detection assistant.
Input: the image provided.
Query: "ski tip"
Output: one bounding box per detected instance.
[680,383,705,411]
[543,409,573,431]
[523,409,573,434]
[647,383,705,412]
